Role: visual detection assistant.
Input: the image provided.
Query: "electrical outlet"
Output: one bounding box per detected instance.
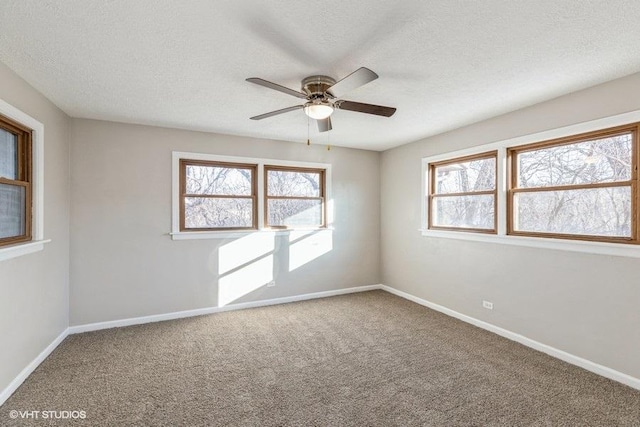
[267,281,276,288]
[482,300,493,310]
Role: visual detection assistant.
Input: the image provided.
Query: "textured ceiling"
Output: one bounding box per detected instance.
[2,1,640,151]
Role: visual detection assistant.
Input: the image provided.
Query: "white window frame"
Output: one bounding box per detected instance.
[171,152,332,240]
[0,99,49,262]
[421,109,640,258]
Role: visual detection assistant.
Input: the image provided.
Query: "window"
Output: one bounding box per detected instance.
[508,123,638,243]
[265,166,326,228]
[421,115,640,256]
[179,160,257,230]
[172,153,331,238]
[0,114,32,247]
[427,151,497,233]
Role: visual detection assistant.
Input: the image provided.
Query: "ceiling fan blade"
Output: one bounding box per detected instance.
[336,100,396,117]
[326,67,378,98]
[246,78,307,99]
[317,117,332,132]
[250,105,303,120]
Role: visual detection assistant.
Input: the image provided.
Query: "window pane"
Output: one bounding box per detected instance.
[0,128,18,180]
[268,199,322,227]
[431,194,494,229]
[513,187,631,237]
[517,133,632,188]
[267,170,321,197]
[434,157,495,194]
[0,183,25,238]
[185,165,253,196]
[184,197,253,228]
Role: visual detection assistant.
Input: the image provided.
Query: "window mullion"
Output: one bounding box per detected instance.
[497,147,507,235]
[258,163,265,229]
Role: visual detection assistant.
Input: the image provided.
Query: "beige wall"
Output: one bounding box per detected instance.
[0,63,70,391]
[3,51,638,395]
[69,119,380,325]
[381,72,640,379]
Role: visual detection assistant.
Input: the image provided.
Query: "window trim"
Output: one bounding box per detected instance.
[171,152,331,240]
[264,165,327,229]
[0,99,48,262]
[427,150,498,234]
[179,159,258,231]
[421,109,640,259]
[507,123,639,244]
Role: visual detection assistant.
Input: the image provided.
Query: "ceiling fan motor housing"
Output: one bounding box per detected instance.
[301,75,336,101]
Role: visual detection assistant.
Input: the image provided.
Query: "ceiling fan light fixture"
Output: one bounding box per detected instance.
[304,103,334,120]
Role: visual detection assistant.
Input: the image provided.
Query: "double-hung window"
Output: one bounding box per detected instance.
[508,124,637,243]
[265,166,325,228]
[180,160,257,231]
[0,114,32,247]
[427,151,497,233]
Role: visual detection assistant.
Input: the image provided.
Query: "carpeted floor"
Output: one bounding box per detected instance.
[1,290,639,426]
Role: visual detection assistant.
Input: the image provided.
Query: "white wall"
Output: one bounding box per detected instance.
[0,63,70,391]
[69,119,380,325]
[381,72,640,380]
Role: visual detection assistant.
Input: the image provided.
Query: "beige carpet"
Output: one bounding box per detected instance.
[1,290,639,426]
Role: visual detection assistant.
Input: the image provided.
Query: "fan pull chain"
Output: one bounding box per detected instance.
[307,113,311,146]
[327,129,331,151]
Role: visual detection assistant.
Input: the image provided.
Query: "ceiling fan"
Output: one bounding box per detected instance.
[246,67,396,132]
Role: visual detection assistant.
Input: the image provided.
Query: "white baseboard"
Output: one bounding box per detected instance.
[68,284,383,334]
[2,285,382,406]
[0,328,69,407]
[380,284,640,391]
[5,283,636,410]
